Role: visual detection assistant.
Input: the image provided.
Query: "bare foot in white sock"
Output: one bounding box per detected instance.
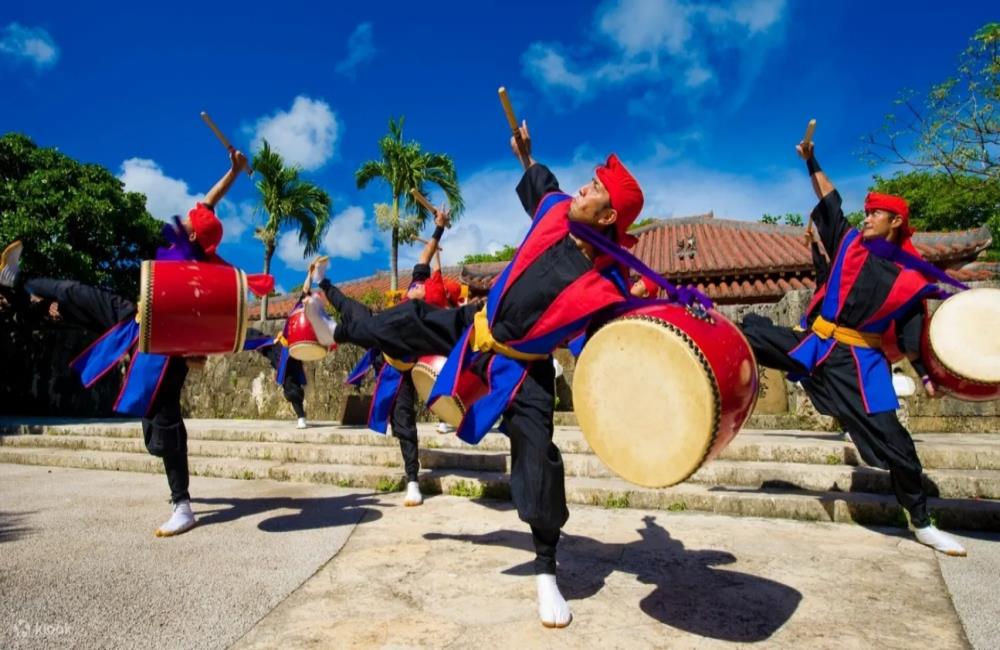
[536,573,572,628]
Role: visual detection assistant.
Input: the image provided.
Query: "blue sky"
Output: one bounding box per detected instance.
[1,1,994,293]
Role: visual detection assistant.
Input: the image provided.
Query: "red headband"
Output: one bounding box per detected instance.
[595,154,644,248]
[188,203,223,254]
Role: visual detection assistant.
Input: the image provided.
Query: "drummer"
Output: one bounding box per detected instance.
[308,123,645,628]
[0,148,257,538]
[741,139,966,556]
[308,209,454,507]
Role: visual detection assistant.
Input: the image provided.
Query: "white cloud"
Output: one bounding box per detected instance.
[522,0,787,114]
[249,96,339,171]
[336,22,376,77]
[277,205,378,271]
[0,23,59,69]
[119,158,255,245]
[320,206,377,260]
[276,231,310,271]
[119,158,201,221]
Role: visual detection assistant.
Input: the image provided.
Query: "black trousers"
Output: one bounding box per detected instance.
[742,314,930,528]
[23,278,192,504]
[392,372,420,482]
[322,280,565,573]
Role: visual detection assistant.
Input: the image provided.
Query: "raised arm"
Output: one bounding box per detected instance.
[510,120,561,216]
[417,208,451,266]
[798,142,851,257]
[203,148,249,207]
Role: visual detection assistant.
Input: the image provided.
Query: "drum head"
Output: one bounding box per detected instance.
[412,363,465,427]
[573,316,719,488]
[288,342,328,362]
[930,288,1000,383]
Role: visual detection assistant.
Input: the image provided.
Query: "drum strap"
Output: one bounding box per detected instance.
[472,308,547,361]
[811,316,883,348]
[383,354,416,372]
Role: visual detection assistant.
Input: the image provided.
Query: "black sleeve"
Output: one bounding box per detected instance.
[896,301,928,375]
[811,242,830,286]
[809,190,851,259]
[516,164,561,217]
[411,263,431,282]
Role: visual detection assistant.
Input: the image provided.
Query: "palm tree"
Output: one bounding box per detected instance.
[355,117,463,290]
[253,140,332,322]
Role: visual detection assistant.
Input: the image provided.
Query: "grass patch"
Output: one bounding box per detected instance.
[825,453,841,465]
[667,501,687,512]
[240,470,256,480]
[447,480,485,498]
[603,493,630,509]
[335,477,354,488]
[375,476,405,493]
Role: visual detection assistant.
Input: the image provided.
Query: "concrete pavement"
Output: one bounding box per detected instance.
[3,464,997,649]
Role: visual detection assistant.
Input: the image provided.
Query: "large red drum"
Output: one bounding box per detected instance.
[411,355,487,428]
[138,261,249,355]
[284,308,333,361]
[573,302,758,488]
[922,287,1000,401]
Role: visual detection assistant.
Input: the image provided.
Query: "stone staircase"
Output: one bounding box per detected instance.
[1,417,999,531]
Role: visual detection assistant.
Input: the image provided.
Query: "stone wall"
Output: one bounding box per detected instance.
[3,282,998,432]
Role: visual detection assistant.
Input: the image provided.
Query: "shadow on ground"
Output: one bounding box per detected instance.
[425,511,802,643]
[0,510,34,543]
[192,493,387,533]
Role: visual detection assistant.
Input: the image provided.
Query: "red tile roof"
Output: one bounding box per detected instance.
[251,217,996,316]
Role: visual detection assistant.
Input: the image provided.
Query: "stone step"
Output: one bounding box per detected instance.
[1,446,997,531]
[5,433,1000,500]
[5,419,1000,471]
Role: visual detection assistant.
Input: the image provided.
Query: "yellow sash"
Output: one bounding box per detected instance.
[472,308,548,362]
[383,354,416,372]
[811,316,882,349]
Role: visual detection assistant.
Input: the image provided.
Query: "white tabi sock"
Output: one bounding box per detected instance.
[536,573,572,628]
[303,297,337,346]
[914,525,967,556]
[155,500,196,537]
[296,417,308,429]
[404,480,423,507]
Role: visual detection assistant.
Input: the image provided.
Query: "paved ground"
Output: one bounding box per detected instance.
[0,465,374,650]
[2,464,996,649]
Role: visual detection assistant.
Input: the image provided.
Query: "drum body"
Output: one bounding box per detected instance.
[285,309,331,361]
[922,288,1000,401]
[138,261,248,355]
[573,303,758,488]
[411,355,487,428]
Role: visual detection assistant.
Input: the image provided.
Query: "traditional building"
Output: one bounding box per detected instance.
[251,214,996,318]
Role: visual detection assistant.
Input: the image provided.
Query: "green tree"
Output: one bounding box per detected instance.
[355,117,463,291]
[760,213,805,226]
[461,244,518,264]
[0,132,162,297]
[252,140,332,322]
[864,23,999,179]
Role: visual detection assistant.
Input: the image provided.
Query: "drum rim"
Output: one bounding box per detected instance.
[288,340,327,361]
[137,260,154,354]
[929,290,1000,386]
[576,313,722,488]
[412,364,467,427]
[232,268,249,353]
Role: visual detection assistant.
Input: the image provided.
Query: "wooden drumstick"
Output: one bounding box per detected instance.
[498,86,529,169]
[802,118,817,145]
[802,119,818,236]
[410,188,437,214]
[200,111,254,177]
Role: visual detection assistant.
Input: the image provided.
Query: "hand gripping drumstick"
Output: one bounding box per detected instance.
[498,87,530,169]
[803,119,817,235]
[200,111,254,177]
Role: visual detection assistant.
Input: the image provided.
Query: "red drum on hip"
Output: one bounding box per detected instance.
[411,355,487,428]
[572,302,758,488]
[138,261,249,355]
[285,309,333,361]
[922,287,1000,401]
